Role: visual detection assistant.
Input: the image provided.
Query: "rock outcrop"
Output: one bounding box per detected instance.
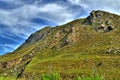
[83,10,119,32]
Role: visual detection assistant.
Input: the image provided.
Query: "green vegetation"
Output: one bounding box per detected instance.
[0,76,15,80]
[76,75,102,80]
[0,73,103,80]
[41,72,61,80]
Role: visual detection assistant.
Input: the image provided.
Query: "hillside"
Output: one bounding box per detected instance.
[0,10,120,80]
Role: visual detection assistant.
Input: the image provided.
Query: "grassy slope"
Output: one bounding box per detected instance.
[25,32,120,80]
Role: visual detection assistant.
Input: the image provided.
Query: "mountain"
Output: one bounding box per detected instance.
[0,10,120,80]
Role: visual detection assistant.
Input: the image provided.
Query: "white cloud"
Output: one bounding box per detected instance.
[67,0,88,8]
[1,34,19,43]
[67,0,120,15]
[0,43,19,52]
[13,3,76,24]
[4,44,19,49]
[37,3,76,24]
[0,5,45,39]
[0,0,24,6]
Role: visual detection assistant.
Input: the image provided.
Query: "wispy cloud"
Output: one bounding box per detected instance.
[0,43,19,53]
[67,0,120,15]
[1,34,19,43]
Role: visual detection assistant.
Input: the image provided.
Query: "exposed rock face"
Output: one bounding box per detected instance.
[83,10,119,32]
[0,51,35,69]
[0,62,7,68]
[25,27,52,44]
[0,58,22,69]
[106,47,120,55]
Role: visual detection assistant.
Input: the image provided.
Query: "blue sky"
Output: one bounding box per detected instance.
[0,0,120,55]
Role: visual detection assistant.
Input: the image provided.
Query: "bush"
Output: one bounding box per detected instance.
[41,72,61,80]
[76,74,102,80]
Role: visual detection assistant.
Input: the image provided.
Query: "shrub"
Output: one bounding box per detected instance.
[41,72,61,80]
[76,74,102,80]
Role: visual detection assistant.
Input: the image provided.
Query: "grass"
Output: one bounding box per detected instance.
[24,49,120,80]
[0,72,103,80]
[0,76,15,80]
[41,72,61,80]
[41,72,103,80]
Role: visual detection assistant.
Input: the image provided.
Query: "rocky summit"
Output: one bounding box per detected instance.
[0,10,120,80]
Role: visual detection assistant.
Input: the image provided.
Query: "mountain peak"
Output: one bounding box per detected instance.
[83,10,120,32]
